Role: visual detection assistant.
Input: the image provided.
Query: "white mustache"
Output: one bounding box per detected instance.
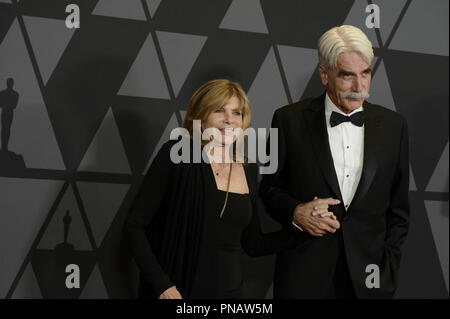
[341,91,370,99]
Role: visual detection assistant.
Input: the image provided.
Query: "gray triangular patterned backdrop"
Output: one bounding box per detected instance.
[0,0,447,299]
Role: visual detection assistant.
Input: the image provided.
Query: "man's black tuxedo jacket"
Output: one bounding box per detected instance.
[259,93,410,298]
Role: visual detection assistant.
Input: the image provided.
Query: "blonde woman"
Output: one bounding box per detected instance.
[124,79,297,299]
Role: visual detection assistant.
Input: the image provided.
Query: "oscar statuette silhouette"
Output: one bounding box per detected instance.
[0,78,26,172]
[31,209,96,298]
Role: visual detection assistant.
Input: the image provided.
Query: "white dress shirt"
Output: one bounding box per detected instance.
[293,93,364,231]
[325,93,364,210]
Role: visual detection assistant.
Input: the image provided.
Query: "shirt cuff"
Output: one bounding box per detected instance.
[292,220,304,232]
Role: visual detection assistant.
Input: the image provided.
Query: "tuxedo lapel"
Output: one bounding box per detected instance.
[348,102,381,211]
[303,94,343,203]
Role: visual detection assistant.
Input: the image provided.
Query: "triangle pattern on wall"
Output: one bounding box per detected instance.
[78,108,131,174]
[219,0,269,34]
[92,0,147,21]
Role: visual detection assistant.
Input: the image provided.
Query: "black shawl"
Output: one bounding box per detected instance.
[125,137,208,298]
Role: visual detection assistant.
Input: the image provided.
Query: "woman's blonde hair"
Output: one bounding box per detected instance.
[182,79,251,143]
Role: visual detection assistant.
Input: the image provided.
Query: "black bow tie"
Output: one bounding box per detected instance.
[330,111,365,127]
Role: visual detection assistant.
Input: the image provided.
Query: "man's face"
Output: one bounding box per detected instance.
[319,51,371,114]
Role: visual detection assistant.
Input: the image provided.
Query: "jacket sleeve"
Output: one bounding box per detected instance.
[259,110,301,226]
[123,142,175,297]
[241,164,298,257]
[383,117,410,290]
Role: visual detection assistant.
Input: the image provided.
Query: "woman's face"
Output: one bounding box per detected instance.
[203,96,243,146]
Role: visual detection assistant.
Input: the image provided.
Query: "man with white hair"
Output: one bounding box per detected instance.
[260,25,410,298]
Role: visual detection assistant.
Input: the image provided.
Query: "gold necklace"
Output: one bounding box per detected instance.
[219,163,233,218]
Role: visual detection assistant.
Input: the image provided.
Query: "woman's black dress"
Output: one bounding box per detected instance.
[190,166,254,298]
[124,140,297,299]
